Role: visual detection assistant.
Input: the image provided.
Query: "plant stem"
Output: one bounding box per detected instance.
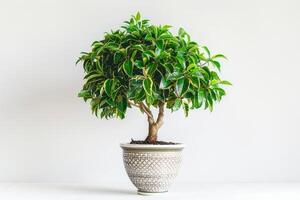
[128,100,165,143]
[146,123,158,143]
[145,102,165,143]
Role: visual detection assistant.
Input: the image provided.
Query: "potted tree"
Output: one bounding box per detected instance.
[77,12,231,195]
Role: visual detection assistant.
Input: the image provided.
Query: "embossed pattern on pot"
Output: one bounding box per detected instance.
[122,151,182,193]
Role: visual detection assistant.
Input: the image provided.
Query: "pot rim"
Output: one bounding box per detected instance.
[120,143,185,150]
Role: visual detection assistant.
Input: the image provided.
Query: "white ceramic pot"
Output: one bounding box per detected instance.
[120,143,185,195]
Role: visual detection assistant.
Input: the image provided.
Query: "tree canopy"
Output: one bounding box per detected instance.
[77,12,231,120]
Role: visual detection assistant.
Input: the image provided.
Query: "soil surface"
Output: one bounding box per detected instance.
[130,139,177,145]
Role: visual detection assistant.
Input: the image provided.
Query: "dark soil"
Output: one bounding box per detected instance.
[130,139,177,145]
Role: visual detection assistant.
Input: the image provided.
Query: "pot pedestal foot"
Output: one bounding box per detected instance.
[137,190,168,196]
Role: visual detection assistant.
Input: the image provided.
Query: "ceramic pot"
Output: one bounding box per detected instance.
[120,143,184,195]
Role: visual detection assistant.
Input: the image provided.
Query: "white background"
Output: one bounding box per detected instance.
[0,0,300,184]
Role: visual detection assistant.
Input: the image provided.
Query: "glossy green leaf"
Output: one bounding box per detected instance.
[178,28,186,37]
[143,50,155,58]
[116,96,127,117]
[135,60,143,68]
[212,54,227,60]
[167,71,184,80]
[132,44,144,51]
[210,60,221,71]
[159,76,171,89]
[103,79,113,96]
[172,98,182,111]
[192,91,203,108]
[163,63,173,73]
[156,40,164,49]
[123,60,133,76]
[136,12,141,21]
[147,63,157,75]
[146,94,154,105]
[189,76,200,88]
[183,102,189,117]
[219,80,232,85]
[114,52,122,64]
[78,90,91,98]
[143,77,153,95]
[202,46,210,57]
[176,78,189,96]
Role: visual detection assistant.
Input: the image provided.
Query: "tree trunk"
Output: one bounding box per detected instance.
[141,102,164,144]
[145,123,158,144]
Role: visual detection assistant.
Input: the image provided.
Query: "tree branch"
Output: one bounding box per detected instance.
[128,100,140,108]
[128,100,154,123]
[139,102,152,116]
[199,60,209,67]
[139,102,155,124]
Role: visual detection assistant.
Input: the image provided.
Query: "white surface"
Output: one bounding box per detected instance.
[0,182,299,200]
[1,0,300,183]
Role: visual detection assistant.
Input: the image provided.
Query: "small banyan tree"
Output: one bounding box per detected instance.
[77,12,231,144]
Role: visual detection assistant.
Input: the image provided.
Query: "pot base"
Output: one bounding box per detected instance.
[137,190,168,196]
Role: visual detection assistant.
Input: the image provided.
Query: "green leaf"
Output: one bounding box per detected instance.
[104,79,113,96]
[132,44,144,51]
[167,71,184,80]
[176,55,185,69]
[189,76,200,88]
[90,98,100,115]
[192,91,203,108]
[207,95,213,112]
[131,50,137,60]
[210,60,221,71]
[176,78,189,96]
[156,40,164,49]
[136,12,141,21]
[210,89,217,101]
[219,80,232,85]
[116,96,127,117]
[84,72,103,81]
[146,94,154,105]
[143,50,155,58]
[114,52,122,64]
[178,27,186,37]
[134,60,143,68]
[147,63,157,75]
[75,57,82,65]
[127,80,143,99]
[123,60,133,76]
[162,25,172,30]
[210,79,220,86]
[155,48,161,56]
[163,63,173,73]
[166,99,175,109]
[212,54,227,60]
[143,77,153,95]
[215,87,225,94]
[78,90,91,98]
[183,102,189,117]
[202,46,210,57]
[172,98,182,111]
[145,33,153,41]
[106,42,119,51]
[211,71,220,80]
[201,66,211,80]
[159,76,171,89]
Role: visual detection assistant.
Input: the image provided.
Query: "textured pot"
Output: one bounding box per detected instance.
[120,143,184,195]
